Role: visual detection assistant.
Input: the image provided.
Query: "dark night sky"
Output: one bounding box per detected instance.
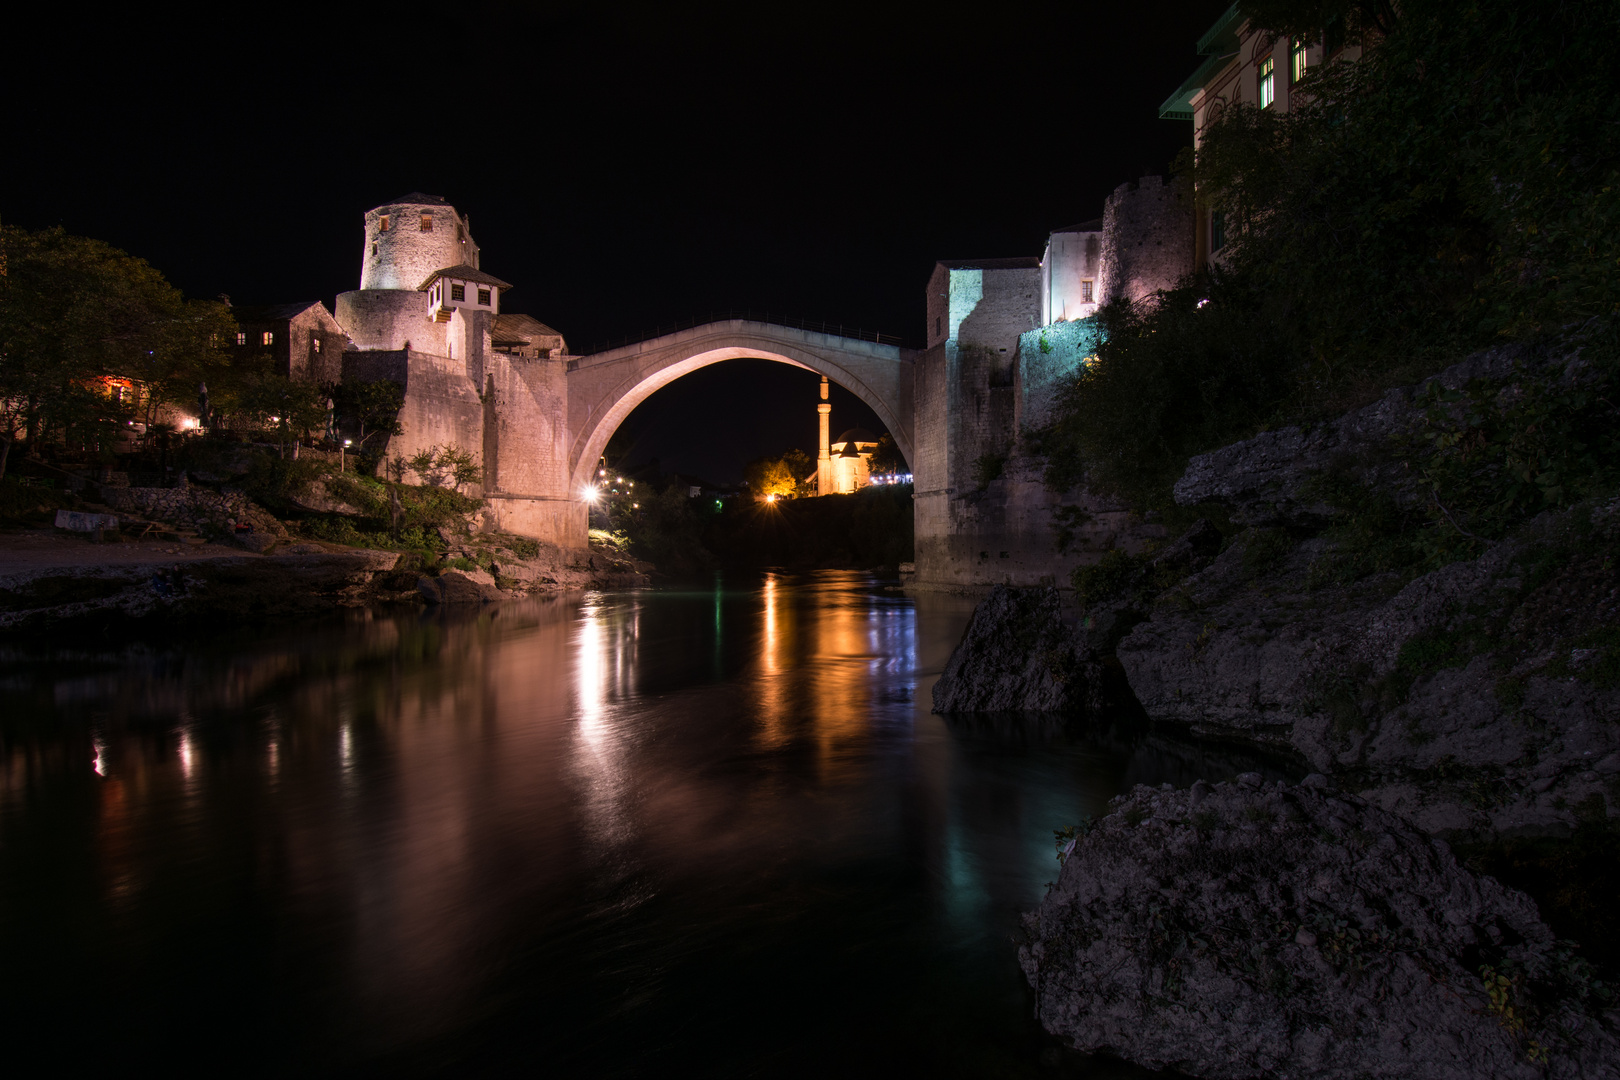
[6,1,1224,484]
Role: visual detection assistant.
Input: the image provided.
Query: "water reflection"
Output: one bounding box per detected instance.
[0,574,1290,1076]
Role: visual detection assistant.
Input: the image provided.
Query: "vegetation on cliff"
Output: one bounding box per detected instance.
[1037,0,1620,532]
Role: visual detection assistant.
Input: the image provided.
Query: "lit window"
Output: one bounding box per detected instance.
[312,337,321,353]
[1291,38,1309,83]
[1258,57,1275,108]
[477,288,491,306]
[420,213,433,232]
[379,214,390,232]
[451,283,465,302]
[236,332,246,345]
[1080,279,1094,303]
[262,331,274,345]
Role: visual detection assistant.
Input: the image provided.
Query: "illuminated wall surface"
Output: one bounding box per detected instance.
[0,582,1284,1071]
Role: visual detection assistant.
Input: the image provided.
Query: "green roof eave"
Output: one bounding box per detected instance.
[1158,49,1238,120]
[1196,2,1244,55]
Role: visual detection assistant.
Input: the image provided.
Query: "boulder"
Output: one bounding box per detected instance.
[932,585,1111,713]
[234,531,278,553]
[1020,779,1619,1080]
[417,568,503,605]
[287,480,365,516]
[1115,500,1620,839]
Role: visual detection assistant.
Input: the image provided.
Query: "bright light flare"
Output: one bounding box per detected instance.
[765,494,777,503]
[583,485,602,504]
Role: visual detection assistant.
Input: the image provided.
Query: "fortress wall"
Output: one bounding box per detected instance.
[1016,317,1101,434]
[1097,176,1196,306]
[950,266,1038,490]
[335,289,447,354]
[342,349,483,482]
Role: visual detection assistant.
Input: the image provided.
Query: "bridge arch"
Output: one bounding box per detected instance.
[565,320,914,496]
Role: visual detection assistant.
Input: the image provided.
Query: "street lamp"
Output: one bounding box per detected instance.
[342,438,352,473]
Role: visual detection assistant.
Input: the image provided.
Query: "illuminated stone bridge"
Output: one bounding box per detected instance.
[374,318,913,548]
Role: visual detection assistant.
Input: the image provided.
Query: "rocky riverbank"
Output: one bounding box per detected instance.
[1020,776,1619,1079]
[933,341,1620,1074]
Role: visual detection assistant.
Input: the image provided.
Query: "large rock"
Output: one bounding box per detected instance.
[0,549,401,631]
[417,568,504,604]
[1020,777,1619,1080]
[1116,501,1620,840]
[287,480,366,516]
[932,585,1111,713]
[1174,344,1533,526]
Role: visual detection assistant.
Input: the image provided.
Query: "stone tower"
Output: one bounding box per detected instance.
[335,193,483,353]
[816,376,833,496]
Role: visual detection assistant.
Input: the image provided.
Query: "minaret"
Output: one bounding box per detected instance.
[816,376,832,496]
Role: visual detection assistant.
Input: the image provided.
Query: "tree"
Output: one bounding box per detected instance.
[0,226,234,478]
[744,454,799,500]
[330,378,405,449]
[867,434,907,477]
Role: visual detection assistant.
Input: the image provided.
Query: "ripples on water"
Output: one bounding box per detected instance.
[0,572,1291,1076]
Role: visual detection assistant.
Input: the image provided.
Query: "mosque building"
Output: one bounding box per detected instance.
[812,375,879,495]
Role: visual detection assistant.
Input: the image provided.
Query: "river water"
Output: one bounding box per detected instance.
[1,572,1287,1076]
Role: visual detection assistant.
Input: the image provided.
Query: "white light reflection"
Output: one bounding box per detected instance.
[340,723,355,771]
[177,729,196,780]
[571,600,636,850]
[92,736,107,777]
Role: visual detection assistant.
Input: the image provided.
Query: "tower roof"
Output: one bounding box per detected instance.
[381,192,451,207]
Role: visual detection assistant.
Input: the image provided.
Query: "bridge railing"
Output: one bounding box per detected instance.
[579,311,911,356]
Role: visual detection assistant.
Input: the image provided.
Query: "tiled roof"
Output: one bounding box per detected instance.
[937,257,1041,270]
[230,301,324,323]
[493,312,563,342]
[417,265,514,291]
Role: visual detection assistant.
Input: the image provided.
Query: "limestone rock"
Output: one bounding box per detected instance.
[932,585,1112,713]
[1174,344,1532,526]
[287,480,365,516]
[1115,502,1620,839]
[1020,780,1619,1080]
[417,568,503,605]
[235,531,278,553]
[0,550,403,631]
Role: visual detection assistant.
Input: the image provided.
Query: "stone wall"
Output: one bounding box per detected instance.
[335,289,447,354]
[287,303,347,384]
[1096,176,1195,305]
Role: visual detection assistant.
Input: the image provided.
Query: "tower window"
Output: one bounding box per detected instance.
[1080,279,1094,303]
[312,337,321,353]
[236,332,246,346]
[477,288,491,306]
[451,284,466,302]
[1291,38,1309,83]
[371,242,378,256]
[379,214,390,232]
[262,331,274,346]
[420,213,433,232]
[1258,57,1275,108]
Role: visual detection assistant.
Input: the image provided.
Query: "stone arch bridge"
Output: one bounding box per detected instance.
[375,318,914,548]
